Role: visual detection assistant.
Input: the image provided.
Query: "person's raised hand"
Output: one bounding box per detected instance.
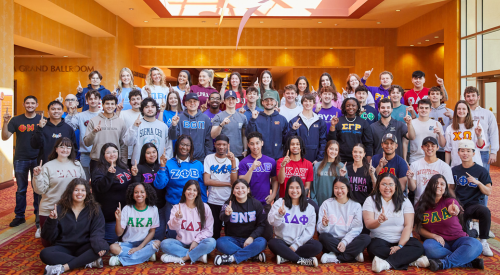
[330,115,339,128]
[160,148,168,167]
[131,160,138,176]
[38,113,47,128]
[116,98,124,112]
[251,110,259,119]
[222,76,228,88]
[185,83,190,93]
[77,80,83,93]
[435,74,444,86]
[254,77,259,88]
[340,162,347,177]
[221,114,232,127]
[466,172,478,185]
[56,92,63,103]
[406,164,415,179]
[378,152,388,168]
[378,206,388,224]
[433,122,441,135]
[251,156,261,170]
[227,144,235,162]
[160,96,166,111]
[108,163,116,174]
[134,114,142,127]
[315,102,322,113]
[238,107,245,114]
[364,68,374,79]
[292,118,302,130]
[225,201,233,216]
[171,111,180,127]
[112,85,117,96]
[278,201,286,216]
[3,107,11,123]
[49,204,58,219]
[144,86,152,97]
[475,119,482,137]
[444,109,453,119]
[342,87,349,99]
[115,202,122,220]
[200,101,209,113]
[447,200,460,216]
[406,105,415,115]
[322,209,329,226]
[404,109,412,124]
[169,83,174,93]
[311,85,316,94]
[175,205,183,219]
[93,121,102,133]
[33,160,43,176]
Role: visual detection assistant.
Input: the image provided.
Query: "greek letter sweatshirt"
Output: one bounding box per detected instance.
[124,118,173,164]
[83,113,129,163]
[326,116,374,162]
[220,197,267,239]
[268,198,316,250]
[132,163,166,209]
[65,110,101,153]
[316,198,363,246]
[168,203,214,245]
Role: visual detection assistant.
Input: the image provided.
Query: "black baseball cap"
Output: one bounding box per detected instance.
[382,133,397,144]
[422,136,438,146]
[185,93,199,101]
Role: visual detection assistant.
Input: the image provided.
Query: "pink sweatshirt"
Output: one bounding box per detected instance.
[168,203,214,245]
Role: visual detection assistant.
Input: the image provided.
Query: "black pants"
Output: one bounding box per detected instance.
[465,204,491,239]
[307,198,319,223]
[268,238,322,262]
[367,237,423,270]
[209,203,223,240]
[40,243,100,270]
[319,233,371,262]
[262,204,273,241]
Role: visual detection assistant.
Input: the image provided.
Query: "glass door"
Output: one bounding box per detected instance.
[481,79,499,167]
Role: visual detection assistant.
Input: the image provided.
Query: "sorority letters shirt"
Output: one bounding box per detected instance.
[141,85,169,106]
[8,114,41,161]
[371,154,408,179]
[452,164,492,208]
[444,123,485,168]
[276,158,314,198]
[346,164,373,205]
[409,118,443,164]
[360,105,378,125]
[410,158,454,205]
[239,155,277,205]
[404,88,429,114]
[204,154,239,206]
[421,197,467,241]
[120,205,159,243]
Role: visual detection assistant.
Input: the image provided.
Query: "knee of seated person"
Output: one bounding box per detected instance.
[110,243,122,255]
[152,240,161,250]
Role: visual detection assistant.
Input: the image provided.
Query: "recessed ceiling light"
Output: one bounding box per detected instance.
[318,22,322,23]
[152,47,156,48]
[260,21,264,23]
[396,9,401,11]
[334,24,338,26]
[425,39,430,41]
[129,8,134,10]
[410,45,414,46]
[63,56,68,57]
[144,21,148,22]
[435,36,439,38]
[377,22,381,24]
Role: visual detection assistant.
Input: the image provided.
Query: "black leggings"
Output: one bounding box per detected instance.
[367,237,424,270]
[268,238,323,262]
[209,203,223,240]
[319,233,371,262]
[40,243,100,270]
[464,204,491,239]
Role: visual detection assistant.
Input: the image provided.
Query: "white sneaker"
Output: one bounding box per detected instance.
[44,264,65,274]
[35,228,41,239]
[321,252,339,264]
[489,230,496,238]
[109,256,121,266]
[161,254,185,265]
[409,255,430,268]
[197,254,207,264]
[482,241,494,257]
[85,257,103,268]
[276,255,289,264]
[473,221,480,234]
[372,256,391,273]
[297,257,318,267]
[149,253,156,262]
[355,252,364,263]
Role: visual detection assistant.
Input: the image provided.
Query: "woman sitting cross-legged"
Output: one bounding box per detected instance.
[317,176,371,264]
[160,180,216,265]
[363,173,426,272]
[40,178,108,274]
[268,176,322,267]
[215,179,268,265]
[108,182,161,266]
[414,174,484,271]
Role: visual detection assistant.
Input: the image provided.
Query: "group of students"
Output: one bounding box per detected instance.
[1,66,498,274]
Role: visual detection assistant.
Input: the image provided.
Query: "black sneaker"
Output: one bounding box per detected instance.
[429,259,443,271]
[471,258,484,270]
[250,252,266,262]
[9,218,26,227]
[214,255,233,266]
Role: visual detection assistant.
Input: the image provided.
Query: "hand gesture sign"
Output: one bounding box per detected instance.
[175,205,183,219]
[251,157,261,171]
[225,201,233,216]
[292,118,302,130]
[171,111,180,127]
[56,92,63,103]
[342,87,349,99]
[340,162,347,177]
[160,148,168,167]
[433,122,441,135]
[33,160,43,176]
[49,204,58,219]
[185,83,190,93]
[315,102,322,113]
[254,77,259,88]
[282,150,291,166]
[93,121,102,133]
[444,109,453,119]
[378,206,388,224]
[322,209,329,226]
[131,160,138,176]
[311,85,316,94]
[330,115,339,127]
[134,114,142,127]
[238,107,245,114]
[77,81,83,93]
[227,145,236,161]
[115,202,122,221]
[406,166,415,179]
[38,112,47,128]
[108,163,116,174]
[369,159,376,175]
[378,152,388,168]
[222,76,228,88]
[169,83,174,93]
[112,85,117,96]
[144,86,152,97]
[403,109,412,124]
[364,68,374,79]
[251,110,259,119]
[201,101,209,113]
[447,200,460,216]
[117,98,124,112]
[435,74,444,86]
[475,119,482,137]
[221,114,232,127]
[466,172,478,185]
[360,105,366,113]
[278,202,286,216]
[406,105,415,116]
[160,97,166,111]
[3,107,11,123]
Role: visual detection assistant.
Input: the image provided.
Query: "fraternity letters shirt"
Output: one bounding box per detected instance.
[314,106,342,126]
[8,114,41,160]
[452,164,492,208]
[410,158,454,205]
[276,158,314,198]
[120,205,159,243]
[372,154,408,179]
[409,118,443,164]
[239,155,276,205]
[421,197,467,241]
[204,154,239,206]
[360,105,378,125]
[404,88,429,114]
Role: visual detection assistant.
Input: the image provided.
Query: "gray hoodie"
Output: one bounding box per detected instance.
[430,103,453,152]
[168,110,213,162]
[65,110,100,153]
[317,198,363,246]
[83,112,128,163]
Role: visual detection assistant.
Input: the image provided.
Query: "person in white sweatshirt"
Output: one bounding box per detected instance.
[141,67,169,105]
[160,180,216,265]
[33,137,86,247]
[317,176,370,264]
[268,176,321,267]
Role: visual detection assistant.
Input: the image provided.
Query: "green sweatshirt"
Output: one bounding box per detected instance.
[311,162,347,207]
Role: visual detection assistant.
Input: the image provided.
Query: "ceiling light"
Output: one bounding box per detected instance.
[410,45,414,46]
[334,24,338,26]
[63,56,68,57]
[434,36,439,38]
[285,48,287,49]
[129,8,134,10]
[377,22,381,24]
[425,39,430,41]
[318,22,322,23]
[260,21,264,23]
[396,9,401,12]
[144,21,148,23]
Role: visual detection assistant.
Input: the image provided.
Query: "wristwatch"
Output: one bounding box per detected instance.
[398,244,403,249]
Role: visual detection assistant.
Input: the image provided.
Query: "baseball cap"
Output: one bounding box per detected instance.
[458,139,475,150]
[422,136,438,146]
[224,90,237,100]
[185,93,199,101]
[262,92,275,101]
[382,133,397,144]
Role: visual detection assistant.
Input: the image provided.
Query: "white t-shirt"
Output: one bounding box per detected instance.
[141,85,169,106]
[409,118,444,164]
[280,105,303,122]
[362,196,414,243]
[119,109,142,159]
[280,95,303,108]
[120,205,159,243]
[410,158,454,205]
[203,154,239,205]
[444,122,485,168]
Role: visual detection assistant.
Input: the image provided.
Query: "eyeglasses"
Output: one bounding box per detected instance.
[65,99,76,102]
[381,183,395,188]
[105,150,118,155]
[58,146,72,150]
[179,143,191,148]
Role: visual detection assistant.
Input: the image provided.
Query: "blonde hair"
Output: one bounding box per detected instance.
[146,67,166,87]
[200,69,215,88]
[118,67,135,94]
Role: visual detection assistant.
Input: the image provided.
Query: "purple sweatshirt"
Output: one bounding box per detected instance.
[360,78,404,109]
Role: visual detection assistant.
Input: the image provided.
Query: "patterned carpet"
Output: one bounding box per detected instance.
[1,167,500,274]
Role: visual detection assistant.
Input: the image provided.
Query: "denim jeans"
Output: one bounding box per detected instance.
[161,238,216,263]
[104,221,119,244]
[216,236,267,264]
[164,201,177,239]
[423,237,482,269]
[117,240,159,266]
[480,151,490,206]
[13,159,40,227]
[79,153,91,181]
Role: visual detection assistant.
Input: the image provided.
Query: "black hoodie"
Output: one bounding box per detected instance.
[132,163,166,209]
[30,118,77,164]
[220,197,267,239]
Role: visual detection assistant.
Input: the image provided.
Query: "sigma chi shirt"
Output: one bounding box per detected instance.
[120,205,159,243]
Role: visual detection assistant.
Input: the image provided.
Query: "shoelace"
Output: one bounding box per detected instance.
[298,258,314,266]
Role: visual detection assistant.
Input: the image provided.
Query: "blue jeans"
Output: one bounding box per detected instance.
[216,236,267,264]
[13,159,40,227]
[423,237,482,269]
[161,238,216,263]
[480,151,490,206]
[117,240,159,266]
[79,153,91,181]
[164,201,177,239]
[104,221,119,244]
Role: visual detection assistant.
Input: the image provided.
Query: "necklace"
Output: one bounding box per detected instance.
[146,162,155,172]
[215,155,227,164]
[346,116,356,123]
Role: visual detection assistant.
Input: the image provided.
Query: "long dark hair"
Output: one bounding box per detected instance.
[180,180,207,230]
[57,178,100,219]
[332,176,355,202]
[294,76,310,94]
[369,173,404,212]
[353,143,371,176]
[318,73,338,101]
[284,176,308,212]
[166,90,183,113]
[414,174,463,233]
[259,70,276,101]
[317,140,340,177]
[283,136,306,160]
[126,182,157,206]
[227,179,253,203]
[174,135,194,161]
[452,100,474,130]
[177,70,192,87]
[97,143,128,172]
[48,137,77,164]
[228,72,244,99]
[341,97,361,117]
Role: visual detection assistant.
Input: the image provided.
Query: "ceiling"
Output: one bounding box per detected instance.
[96,0,451,28]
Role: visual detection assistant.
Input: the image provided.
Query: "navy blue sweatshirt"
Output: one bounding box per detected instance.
[76,84,111,111]
[30,118,77,164]
[326,116,374,163]
[285,114,327,162]
[132,163,166,209]
[220,197,267,239]
[246,110,288,160]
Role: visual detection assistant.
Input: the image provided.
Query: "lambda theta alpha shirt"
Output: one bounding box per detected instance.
[120,205,159,243]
